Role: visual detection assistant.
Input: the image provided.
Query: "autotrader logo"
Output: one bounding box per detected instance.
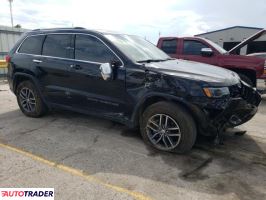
[0,188,54,200]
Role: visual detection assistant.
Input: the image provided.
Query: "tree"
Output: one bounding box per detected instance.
[14,24,21,28]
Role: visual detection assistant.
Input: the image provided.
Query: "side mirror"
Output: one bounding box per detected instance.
[99,63,112,81]
[111,59,122,67]
[201,48,213,57]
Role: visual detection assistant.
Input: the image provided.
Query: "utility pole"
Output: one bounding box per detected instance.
[8,0,14,27]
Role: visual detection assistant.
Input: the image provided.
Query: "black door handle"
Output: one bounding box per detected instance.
[70,64,82,70]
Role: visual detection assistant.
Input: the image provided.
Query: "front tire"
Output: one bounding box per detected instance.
[140,101,197,153]
[16,80,47,117]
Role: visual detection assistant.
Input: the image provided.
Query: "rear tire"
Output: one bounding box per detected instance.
[238,73,254,87]
[16,80,47,117]
[140,101,197,153]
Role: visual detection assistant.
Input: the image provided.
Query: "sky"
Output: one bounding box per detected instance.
[0,0,266,43]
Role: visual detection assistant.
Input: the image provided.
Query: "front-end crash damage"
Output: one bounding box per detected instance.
[142,64,261,138]
[189,82,261,137]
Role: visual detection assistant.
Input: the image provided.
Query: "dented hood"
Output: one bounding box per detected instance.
[228,29,266,54]
[145,59,240,86]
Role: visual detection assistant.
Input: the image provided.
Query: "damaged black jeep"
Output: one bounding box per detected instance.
[7,28,261,153]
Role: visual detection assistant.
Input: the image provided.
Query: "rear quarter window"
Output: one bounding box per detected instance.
[18,35,45,55]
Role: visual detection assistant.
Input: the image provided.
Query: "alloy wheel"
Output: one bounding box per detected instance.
[19,87,36,113]
[146,114,181,150]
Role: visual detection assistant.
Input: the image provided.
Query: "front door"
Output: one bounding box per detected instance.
[67,34,126,116]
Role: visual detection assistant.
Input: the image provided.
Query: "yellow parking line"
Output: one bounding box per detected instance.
[0,60,7,68]
[0,143,153,200]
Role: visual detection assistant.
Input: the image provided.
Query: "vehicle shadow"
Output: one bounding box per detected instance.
[0,108,266,200]
[123,127,266,200]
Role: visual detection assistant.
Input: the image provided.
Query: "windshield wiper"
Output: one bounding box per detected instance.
[165,58,175,60]
[136,58,174,63]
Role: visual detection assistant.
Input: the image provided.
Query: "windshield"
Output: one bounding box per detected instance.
[201,38,227,54]
[104,34,170,62]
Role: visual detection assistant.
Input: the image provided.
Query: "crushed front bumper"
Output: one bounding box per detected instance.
[214,82,261,127]
[195,81,261,135]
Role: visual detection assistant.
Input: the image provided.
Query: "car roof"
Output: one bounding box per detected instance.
[159,36,205,40]
[26,27,123,36]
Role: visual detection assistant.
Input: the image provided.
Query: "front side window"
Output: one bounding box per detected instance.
[161,39,177,54]
[42,34,73,58]
[75,35,116,63]
[183,40,208,55]
[18,35,45,55]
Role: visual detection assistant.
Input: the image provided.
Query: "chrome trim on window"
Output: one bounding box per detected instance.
[15,32,124,67]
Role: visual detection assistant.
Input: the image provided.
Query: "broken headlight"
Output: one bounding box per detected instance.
[203,87,230,98]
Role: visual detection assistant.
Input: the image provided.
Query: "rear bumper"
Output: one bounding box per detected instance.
[195,82,261,135]
[7,74,14,93]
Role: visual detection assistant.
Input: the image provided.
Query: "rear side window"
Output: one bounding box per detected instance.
[18,35,45,55]
[75,35,116,63]
[183,40,208,55]
[42,34,73,58]
[161,39,177,54]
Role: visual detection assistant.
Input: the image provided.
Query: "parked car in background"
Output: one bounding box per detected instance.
[6,28,261,153]
[246,52,266,59]
[247,52,266,79]
[157,30,266,87]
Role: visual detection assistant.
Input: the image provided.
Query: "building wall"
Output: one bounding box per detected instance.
[0,25,28,59]
[196,27,266,55]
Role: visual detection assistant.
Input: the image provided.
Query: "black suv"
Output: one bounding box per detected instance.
[7,28,261,153]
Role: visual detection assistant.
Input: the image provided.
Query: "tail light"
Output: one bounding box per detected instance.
[5,55,11,63]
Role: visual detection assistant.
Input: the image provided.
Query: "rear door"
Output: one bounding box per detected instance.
[38,34,75,106]
[179,39,218,65]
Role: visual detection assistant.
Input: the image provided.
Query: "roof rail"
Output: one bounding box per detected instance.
[74,27,85,29]
[32,27,86,31]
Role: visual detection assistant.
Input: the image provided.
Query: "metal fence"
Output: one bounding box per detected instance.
[0,60,7,78]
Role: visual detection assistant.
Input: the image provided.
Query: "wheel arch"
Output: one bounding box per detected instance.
[131,93,198,129]
[13,72,49,108]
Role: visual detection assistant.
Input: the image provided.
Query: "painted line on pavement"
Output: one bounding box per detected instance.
[0,142,153,200]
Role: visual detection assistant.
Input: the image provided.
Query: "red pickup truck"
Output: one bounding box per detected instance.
[157,30,266,87]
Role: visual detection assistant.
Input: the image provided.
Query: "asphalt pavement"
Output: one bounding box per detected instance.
[0,81,266,200]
